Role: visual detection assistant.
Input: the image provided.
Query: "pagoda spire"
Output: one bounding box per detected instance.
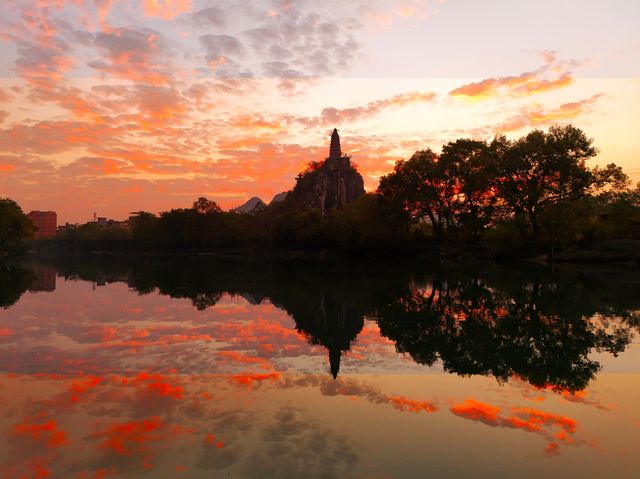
[329,128,341,158]
[329,346,341,379]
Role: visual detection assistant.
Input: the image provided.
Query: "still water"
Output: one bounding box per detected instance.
[0,256,638,478]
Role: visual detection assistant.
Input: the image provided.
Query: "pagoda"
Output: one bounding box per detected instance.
[286,128,365,214]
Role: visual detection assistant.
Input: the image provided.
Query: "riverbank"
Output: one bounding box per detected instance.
[18,237,640,267]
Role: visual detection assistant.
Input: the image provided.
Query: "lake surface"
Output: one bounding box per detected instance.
[0,256,638,478]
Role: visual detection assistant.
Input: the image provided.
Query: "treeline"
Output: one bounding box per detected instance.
[54,193,413,253]
[6,125,640,258]
[0,198,35,254]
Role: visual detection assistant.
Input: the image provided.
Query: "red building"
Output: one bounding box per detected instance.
[27,211,57,238]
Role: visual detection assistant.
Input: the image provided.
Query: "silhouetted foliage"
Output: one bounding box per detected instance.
[0,262,33,308]
[379,125,632,246]
[373,266,638,391]
[33,126,639,259]
[193,197,222,214]
[0,198,34,250]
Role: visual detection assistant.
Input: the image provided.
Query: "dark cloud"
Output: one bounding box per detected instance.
[239,406,358,478]
[90,27,174,85]
[199,34,248,77]
[14,37,74,80]
[199,34,245,62]
[243,13,359,78]
[287,90,437,127]
[191,6,226,27]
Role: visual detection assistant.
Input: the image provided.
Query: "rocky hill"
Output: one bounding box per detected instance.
[232,197,266,214]
[285,129,365,214]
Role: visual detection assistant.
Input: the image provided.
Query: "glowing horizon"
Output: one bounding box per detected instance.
[0,0,638,223]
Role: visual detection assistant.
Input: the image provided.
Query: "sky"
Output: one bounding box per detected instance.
[0,0,638,224]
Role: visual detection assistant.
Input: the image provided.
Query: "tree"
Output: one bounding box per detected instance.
[0,198,34,249]
[439,139,497,241]
[379,142,499,241]
[192,197,222,214]
[129,211,159,245]
[591,182,640,239]
[0,263,34,308]
[495,125,625,238]
[378,149,457,239]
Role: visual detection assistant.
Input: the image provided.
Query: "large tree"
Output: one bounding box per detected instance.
[379,141,498,241]
[0,198,34,249]
[378,149,458,239]
[192,197,222,214]
[439,139,497,241]
[495,125,626,237]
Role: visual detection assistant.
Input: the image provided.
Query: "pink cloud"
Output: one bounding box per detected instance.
[142,0,192,20]
[496,94,603,132]
[450,56,576,100]
[90,27,174,85]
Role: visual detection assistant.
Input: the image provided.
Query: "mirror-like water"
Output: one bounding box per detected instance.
[0,257,638,478]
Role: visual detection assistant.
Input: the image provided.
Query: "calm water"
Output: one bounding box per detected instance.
[0,257,638,478]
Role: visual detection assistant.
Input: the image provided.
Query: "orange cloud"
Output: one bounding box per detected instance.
[510,376,610,410]
[512,73,573,95]
[510,407,576,434]
[229,114,284,132]
[451,399,501,424]
[94,0,118,31]
[204,433,224,448]
[304,90,437,126]
[497,94,603,132]
[229,372,282,387]
[142,0,192,20]
[91,28,173,85]
[68,375,103,402]
[129,372,184,399]
[312,376,439,414]
[94,416,164,456]
[450,60,574,100]
[13,419,69,448]
[14,40,75,83]
[451,399,582,455]
[217,350,272,369]
[388,395,438,413]
[94,331,213,350]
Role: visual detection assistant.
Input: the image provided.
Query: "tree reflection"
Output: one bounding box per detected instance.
[0,262,34,308]
[36,256,640,389]
[375,268,638,391]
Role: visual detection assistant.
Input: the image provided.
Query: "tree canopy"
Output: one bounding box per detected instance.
[379,125,629,241]
[0,198,34,249]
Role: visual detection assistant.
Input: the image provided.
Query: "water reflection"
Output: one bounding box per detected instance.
[0,257,638,477]
[2,256,638,390]
[376,269,637,391]
[0,262,34,308]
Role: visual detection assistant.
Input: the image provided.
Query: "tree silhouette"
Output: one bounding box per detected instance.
[0,262,34,308]
[0,198,34,249]
[193,197,222,214]
[375,268,636,391]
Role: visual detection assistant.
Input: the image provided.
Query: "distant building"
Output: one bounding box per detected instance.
[27,211,57,238]
[95,217,130,230]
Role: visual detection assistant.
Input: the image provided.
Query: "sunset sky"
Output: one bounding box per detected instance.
[0,0,638,223]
